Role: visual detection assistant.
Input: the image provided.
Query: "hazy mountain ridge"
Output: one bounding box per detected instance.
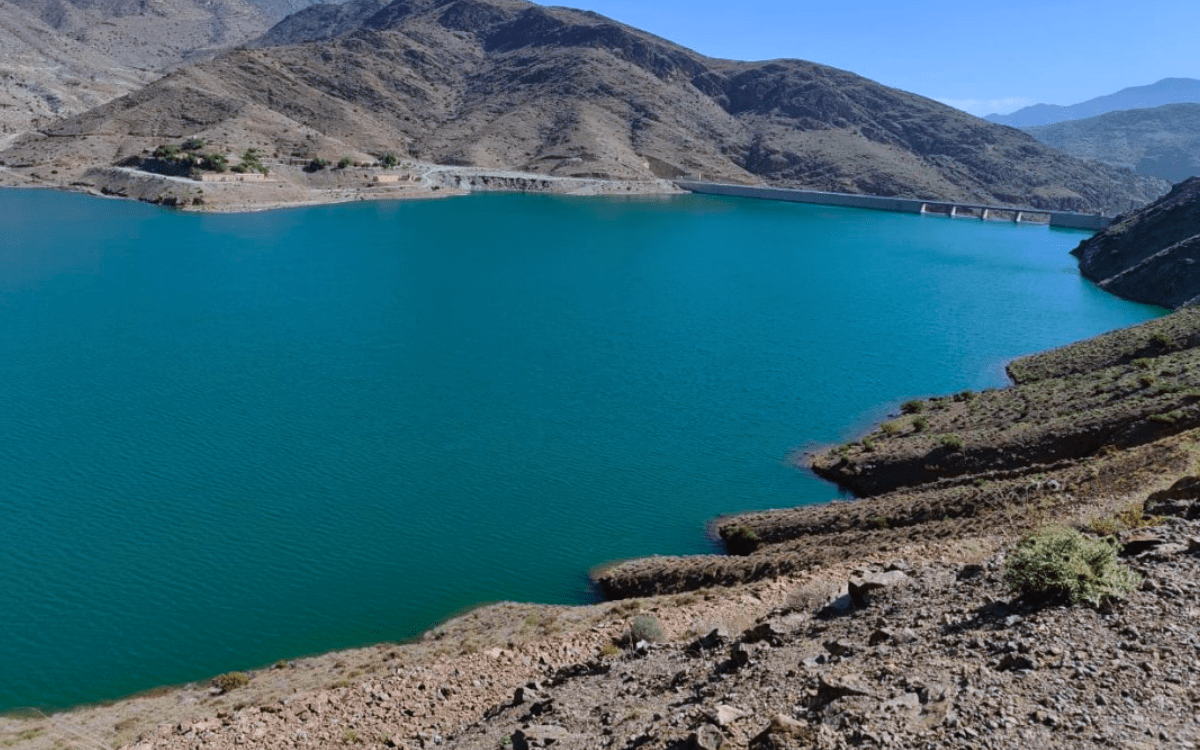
[1024,103,1200,183]
[987,77,1200,128]
[1,0,1168,213]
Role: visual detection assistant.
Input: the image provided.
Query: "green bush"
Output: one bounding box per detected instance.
[940,434,964,451]
[305,157,330,172]
[182,138,206,151]
[199,153,228,173]
[628,615,664,643]
[380,152,399,168]
[211,671,250,692]
[912,416,929,432]
[337,156,354,169]
[901,399,925,414]
[1004,527,1140,606]
[880,421,901,436]
[720,524,760,555]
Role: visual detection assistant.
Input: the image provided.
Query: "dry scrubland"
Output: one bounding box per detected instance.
[6,287,1200,750]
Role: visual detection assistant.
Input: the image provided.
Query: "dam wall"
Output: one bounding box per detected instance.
[674,181,1113,231]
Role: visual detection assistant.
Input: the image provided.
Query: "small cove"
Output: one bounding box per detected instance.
[0,188,1162,711]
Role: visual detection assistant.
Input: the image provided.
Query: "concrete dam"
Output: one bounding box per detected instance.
[674,181,1113,231]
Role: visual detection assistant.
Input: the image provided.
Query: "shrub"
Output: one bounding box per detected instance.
[880,421,901,436]
[239,148,269,175]
[182,138,206,151]
[628,615,664,644]
[152,144,181,159]
[901,399,925,414]
[868,515,889,529]
[380,152,399,168]
[211,671,250,692]
[1003,527,1140,606]
[860,436,875,452]
[720,524,760,555]
[1149,332,1172,349]
[305,157,330,172]
[940,434,964,451]
[199,153,228,172]
[336,156,354,169]
[912,416,929,432]
[1088,502,1161,536]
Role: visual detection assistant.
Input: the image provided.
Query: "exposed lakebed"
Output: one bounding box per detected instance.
[0,189,1161,710]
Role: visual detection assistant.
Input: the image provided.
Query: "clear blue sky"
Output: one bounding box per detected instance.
[562,0,1200,115]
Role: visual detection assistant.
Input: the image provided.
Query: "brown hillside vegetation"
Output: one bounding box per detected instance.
[0,0,1167,212]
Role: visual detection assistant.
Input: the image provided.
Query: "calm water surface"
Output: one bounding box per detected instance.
[0,189,1161,710]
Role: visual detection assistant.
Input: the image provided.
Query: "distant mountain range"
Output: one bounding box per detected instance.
[986,78,1200,128]
[1,0,1167,214]
[1025,103,1200,183]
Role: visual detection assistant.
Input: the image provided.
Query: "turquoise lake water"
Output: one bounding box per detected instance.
[0,188,1162,711]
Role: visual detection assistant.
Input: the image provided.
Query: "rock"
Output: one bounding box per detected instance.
[729,642,753,670]
[512,725,573,749]
[996,653,1038,672]
[868,628,893,646]
[748,714,817,750]
[742,622,784,646]
[1123,533,1166,556]
[823,639,855,657]
[848,570,908,606]
[686,628,730,655]
[690,724,725,750]
[712,704,748,727]
[815,674,874,707]
[1147,476,1200,519]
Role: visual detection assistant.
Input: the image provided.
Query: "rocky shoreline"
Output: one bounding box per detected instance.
[0,161,682,213]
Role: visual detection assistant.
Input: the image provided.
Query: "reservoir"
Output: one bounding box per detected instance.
[0,188,1161,711]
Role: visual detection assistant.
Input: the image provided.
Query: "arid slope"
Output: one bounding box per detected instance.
[1,0,1167,213]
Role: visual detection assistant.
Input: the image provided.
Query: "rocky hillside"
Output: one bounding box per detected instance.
[1072,177,1200,308]
[1025,103,1200,183]
[0,0,346,134]
[5,0,333,70]
[987,77,1200,128]
[0,0,1167,213]
[0,0,153,133]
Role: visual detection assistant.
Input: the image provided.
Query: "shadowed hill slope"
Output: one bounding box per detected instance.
[2,0,1167,212]
[1073,177,1200,309]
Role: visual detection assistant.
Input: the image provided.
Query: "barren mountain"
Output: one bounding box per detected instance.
[1072,177,1200,309]
[0,0,153,133]
[2,0,338,78]
[1024,103,1200,183]
[1,0,1167,213]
